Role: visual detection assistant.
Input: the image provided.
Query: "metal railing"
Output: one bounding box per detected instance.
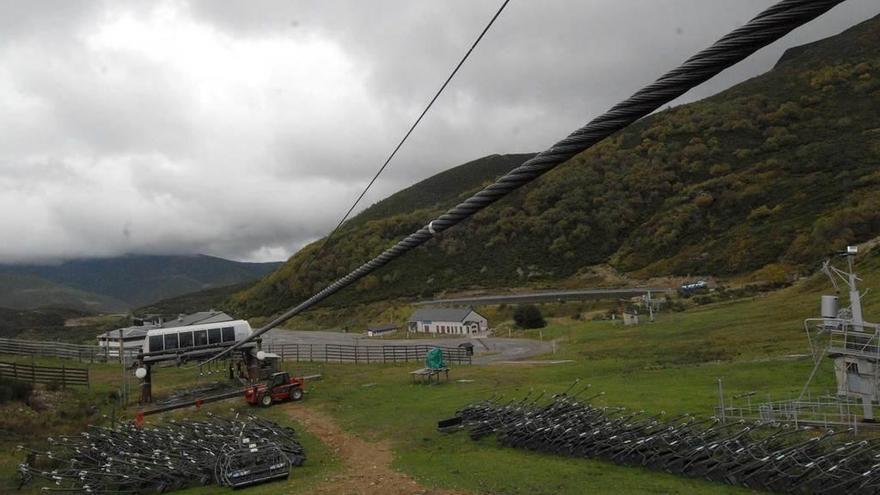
[805,318,880,360]
[716,391,876,433]
[261,342,471,365]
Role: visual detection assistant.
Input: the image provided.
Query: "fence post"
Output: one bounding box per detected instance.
[296,344,300,362]
[62,364,66,390]
[281,345,285,362]
[31,361,36,384]
[309,344,313,362]
[12,362,17,380]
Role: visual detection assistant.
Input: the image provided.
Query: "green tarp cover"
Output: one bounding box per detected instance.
[426,347,447,369]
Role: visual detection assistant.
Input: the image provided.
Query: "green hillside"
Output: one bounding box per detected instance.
[232,15,880,319]
[0,254,281,312]
[0,307,126,343]
[134,281,254,317]
[0,273,129,313]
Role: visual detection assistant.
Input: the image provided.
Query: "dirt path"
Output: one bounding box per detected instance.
[289,405,466,495]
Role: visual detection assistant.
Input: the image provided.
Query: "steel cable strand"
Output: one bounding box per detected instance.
[204,0,848,365]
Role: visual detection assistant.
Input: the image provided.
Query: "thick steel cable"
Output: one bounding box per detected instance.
[206,0,847,365]
[297,0,512,278]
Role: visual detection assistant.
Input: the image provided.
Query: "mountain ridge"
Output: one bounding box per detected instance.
[0,254,281,312]
[231,14,880,319]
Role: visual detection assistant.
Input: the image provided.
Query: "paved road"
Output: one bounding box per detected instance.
[415,287,673,306]
[262,328,552,364]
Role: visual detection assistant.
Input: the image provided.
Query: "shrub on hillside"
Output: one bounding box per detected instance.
[513,305,546,329]
[0,377,33,404]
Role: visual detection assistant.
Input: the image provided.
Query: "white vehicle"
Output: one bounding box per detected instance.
[141,320,255,363]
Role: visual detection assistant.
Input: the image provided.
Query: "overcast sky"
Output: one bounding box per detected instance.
[1,0,876,264]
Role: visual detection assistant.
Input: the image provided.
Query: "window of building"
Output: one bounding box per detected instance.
[194,330,208,347]
[221,327,236,342]
[208,328,222,344]
[164,333,179,350]
[148,335,163,353]
[179,331,193,348]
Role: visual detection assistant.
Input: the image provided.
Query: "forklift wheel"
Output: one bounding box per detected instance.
[260,393,273,407]
[291,388,304,401]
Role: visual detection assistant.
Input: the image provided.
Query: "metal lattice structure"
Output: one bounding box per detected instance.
[441,385,880,494]
[801,249,880,420]
[17,413,305,493]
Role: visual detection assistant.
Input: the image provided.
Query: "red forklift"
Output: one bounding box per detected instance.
[244,371,305,407]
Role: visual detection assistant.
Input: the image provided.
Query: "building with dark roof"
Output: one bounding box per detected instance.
[407,306,488,335]
[160,311,233,328]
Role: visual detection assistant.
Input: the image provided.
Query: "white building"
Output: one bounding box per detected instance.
[366,324,397,337]
[407,307,488,335]
[97,325,156,357]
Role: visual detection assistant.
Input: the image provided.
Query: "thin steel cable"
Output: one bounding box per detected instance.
[296,0,512,277]
[205,0,847,365]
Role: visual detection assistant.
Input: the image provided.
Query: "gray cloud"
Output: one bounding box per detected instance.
[0,0,877,263]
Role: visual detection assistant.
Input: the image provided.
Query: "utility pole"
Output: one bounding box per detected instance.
[119,327,126,408]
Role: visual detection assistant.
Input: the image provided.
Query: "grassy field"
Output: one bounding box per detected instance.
[2,252,879,493]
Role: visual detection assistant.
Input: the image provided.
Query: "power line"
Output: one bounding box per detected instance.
[297,0,512,277]
[204,0,847,365]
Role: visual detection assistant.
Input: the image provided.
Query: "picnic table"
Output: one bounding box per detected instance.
[410,367,449,384]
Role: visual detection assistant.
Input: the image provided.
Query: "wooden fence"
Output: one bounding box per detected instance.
[261,342,472,365]
[0,337,138,363]
[0,360,89,388]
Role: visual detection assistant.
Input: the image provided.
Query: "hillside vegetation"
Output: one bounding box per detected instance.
[0,254,280,312]
[0,307,126,343]
[135,281,255,317]
[0,273,129,313]
[232,15,880,319]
